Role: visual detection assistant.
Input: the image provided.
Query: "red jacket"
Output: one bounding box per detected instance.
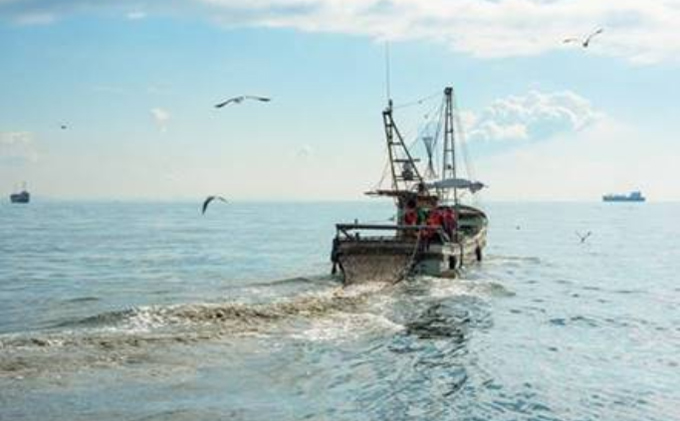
[404,209,417,225]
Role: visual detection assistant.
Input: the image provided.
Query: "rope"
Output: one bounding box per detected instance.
[409,100,443,160]
[429,99,446,179]
[400,98,444,152]
[451,90,485,207]
[392,91,440,110]
[452,90,476,185]
[371,154,392,191]
[394,230,423,284]
[371,92,443,191]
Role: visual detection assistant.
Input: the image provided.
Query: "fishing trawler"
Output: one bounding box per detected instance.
[331,87,488,284]
[9,183,30,204]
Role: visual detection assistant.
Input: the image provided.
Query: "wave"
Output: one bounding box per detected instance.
[420,276,515,299]
[243,275,338,288]
[0,282,388,353]
[486,254,542,264]
[0,277,499,378]
[62,296,101,304]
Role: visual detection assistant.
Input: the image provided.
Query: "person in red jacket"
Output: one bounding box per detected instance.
[404,199,418,224]
[442,207,457,240]
[423,207,443,244]
[402,199,418,239]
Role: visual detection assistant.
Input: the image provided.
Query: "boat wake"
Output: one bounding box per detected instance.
[0,274,504,379]
[0,282,390,377]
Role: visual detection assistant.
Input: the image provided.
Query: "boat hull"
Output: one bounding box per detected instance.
[602,191,645,202]
[332,206,488,284]
[335,229,486,284]
[10,192,30,203]
[602,197,645,202]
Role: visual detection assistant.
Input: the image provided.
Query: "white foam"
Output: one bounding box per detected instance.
[426,277,512,299]
[292,311,404,342]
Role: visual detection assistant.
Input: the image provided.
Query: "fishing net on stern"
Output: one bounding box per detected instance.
[341,253,412,285]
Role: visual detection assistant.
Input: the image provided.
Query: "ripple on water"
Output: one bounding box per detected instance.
[0,282,391,378]
[62,296,101,304]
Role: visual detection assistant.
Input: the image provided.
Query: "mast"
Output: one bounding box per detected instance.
[385,42,391,104]
[383,101,398,191]
[374,42,423,196]
[441,87,458,207]
[382,103,423,193]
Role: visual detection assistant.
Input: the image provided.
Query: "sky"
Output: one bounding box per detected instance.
[1,0,679,201]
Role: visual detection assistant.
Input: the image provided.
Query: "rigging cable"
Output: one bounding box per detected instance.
[452,90,476,183]
[417,97,445,180]
[430,97,446,178]
[392,91,441,110]
[372,155,391,192]
[452,89,483,207]
[403,97,444,152]
[370,90,444,191]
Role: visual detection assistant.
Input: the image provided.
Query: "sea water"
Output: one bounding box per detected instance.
[1,201,679,420]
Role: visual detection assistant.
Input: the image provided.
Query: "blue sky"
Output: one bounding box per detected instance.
[1,0,679,201]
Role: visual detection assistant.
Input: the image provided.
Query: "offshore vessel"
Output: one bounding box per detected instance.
[602,191,645,202]
[331,87,488,284]
[10,183,30,204]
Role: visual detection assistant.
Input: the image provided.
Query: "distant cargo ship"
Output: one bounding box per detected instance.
[9,183,30,204]
[602,191,645,202]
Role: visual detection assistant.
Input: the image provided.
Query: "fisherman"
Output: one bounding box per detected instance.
[404,199,418,226]
[420,207,444,248]
[428,207,443,233]
[450,207,458,236]
[417,206,429,226]
[442,206,457,239]
[403,199,418,239]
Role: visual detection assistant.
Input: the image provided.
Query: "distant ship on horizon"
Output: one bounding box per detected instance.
[602,191,645,202]
[9,182,30,204]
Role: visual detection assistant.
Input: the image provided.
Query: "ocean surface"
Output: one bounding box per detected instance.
[1,200,679,421]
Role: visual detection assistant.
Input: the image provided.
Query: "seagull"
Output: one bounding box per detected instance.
[201,196,228,214]
[60,124,67,130]
[575,231,592,244]
[214,95,271,108]
[563,28,604,48]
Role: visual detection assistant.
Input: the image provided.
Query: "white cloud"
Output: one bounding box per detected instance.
[126,11,146,20]
[2,0,680,64]
[476,117,680,201]
[197,0,680,64]
[150,108,170,132]
[0,131,38,164]
[465,90,601,142]
[295,144,312,160]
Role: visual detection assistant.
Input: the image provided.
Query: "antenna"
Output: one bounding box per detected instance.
[385,41,391,106]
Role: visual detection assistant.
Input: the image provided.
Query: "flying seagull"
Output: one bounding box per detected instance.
[60,124,67,130]
[563,28,604,48]
[202,195,228,214]
[575,231,592,244]
[214,95,271,108]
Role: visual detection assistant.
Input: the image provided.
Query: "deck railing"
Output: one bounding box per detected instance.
[335,223,451,243]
